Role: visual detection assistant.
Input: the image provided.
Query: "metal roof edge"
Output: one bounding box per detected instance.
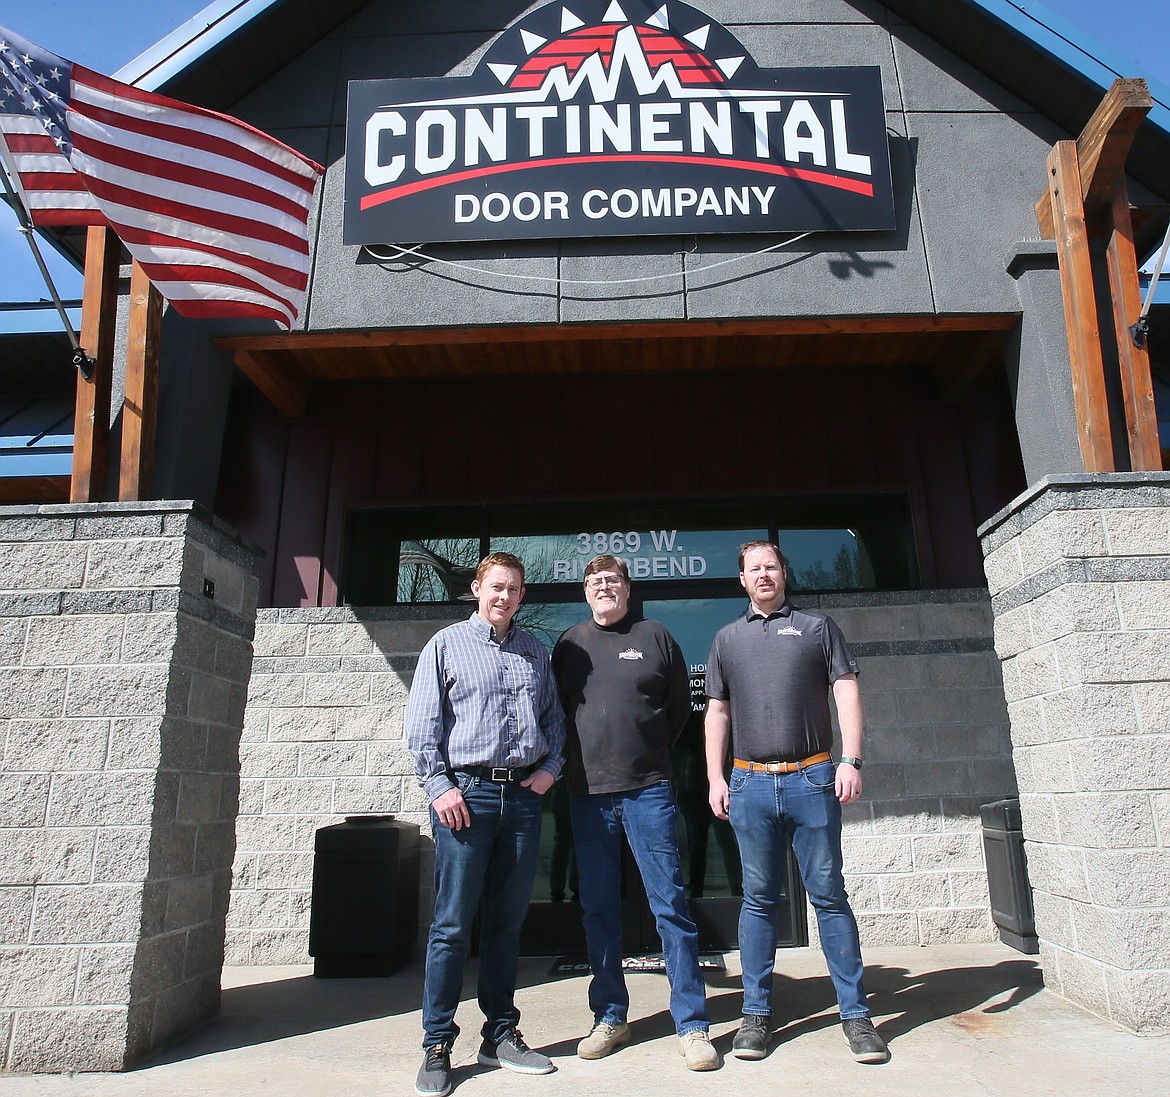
[1139,273,1170,307]
[115,0,1170,143]
[0,303,84,336]
[113,0,285,90]
[962,0,1170,135]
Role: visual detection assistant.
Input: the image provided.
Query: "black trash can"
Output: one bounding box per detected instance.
[309,815,421,977]
[980,798,1039,955]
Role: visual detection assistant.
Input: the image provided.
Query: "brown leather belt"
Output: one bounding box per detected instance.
[733,752,833,774]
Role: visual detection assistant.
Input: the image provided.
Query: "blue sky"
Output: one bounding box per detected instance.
[2,0,1169,307]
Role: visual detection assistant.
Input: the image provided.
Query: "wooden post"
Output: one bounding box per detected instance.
[1105,186,1162,470]
[1045,141,1115,473]
[118,260,162,501]
[70,227,120,502]
[1035,79,1152,240]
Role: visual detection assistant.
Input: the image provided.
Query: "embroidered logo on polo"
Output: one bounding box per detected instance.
[344,0,894,244]
[618,648,645,660]
[777,626,803,636]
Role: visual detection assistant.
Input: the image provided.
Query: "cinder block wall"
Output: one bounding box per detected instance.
[0,502,260,1072]
[816,591,1013,946]
[980,474,1170,1035]
[231,592,1011,963]
[226,606,459,964]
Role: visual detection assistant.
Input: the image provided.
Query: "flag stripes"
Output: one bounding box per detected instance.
[0,25,323,328]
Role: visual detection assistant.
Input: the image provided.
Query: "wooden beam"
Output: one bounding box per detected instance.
[1105,185,1162,470]
[1046,141,1115,472]
[70,227,120,502]
[118,261,162,501]
[1036,78,1152,238]
[215,313,1020,355]
[232,348,308,418]
[933,332,1004,404]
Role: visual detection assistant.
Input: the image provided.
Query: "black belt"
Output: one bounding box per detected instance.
[456,765,535,783]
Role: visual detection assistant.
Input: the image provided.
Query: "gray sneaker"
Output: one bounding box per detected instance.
[842,1017,889,1063]
[577,1020,631,1059]
[415,1045,452,1097]
[731,1014,770,1060]
[478,1029,555,1074]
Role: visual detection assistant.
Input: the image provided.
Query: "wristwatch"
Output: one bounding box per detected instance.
[839,756,863,769]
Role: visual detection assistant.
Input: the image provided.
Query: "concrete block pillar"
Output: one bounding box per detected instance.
[0,501,260,1071]
[979,474,1170,1034]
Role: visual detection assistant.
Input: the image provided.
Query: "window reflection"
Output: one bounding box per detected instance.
[781,528,874,592]
[343,494,916,605]
[395,539,480,603]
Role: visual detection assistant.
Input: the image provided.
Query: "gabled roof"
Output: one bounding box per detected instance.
[13,0,1170,297]
[885,1,1169,213]
[125,1,1169,222]
[115,0,371,105]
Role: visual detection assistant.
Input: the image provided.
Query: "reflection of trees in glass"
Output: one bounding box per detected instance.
[513,602,589,652]
[492,533,581,584]
[789,543,862,592]
[397,539,479,602]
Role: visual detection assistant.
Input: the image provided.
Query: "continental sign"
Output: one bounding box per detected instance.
[344,0,894,243]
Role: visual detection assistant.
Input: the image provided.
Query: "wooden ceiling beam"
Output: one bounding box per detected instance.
[233,347,309,418]
[214,313,1018,356]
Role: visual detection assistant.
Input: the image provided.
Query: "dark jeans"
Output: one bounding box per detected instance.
[729,761,869,1019]
[422,774,543,1047]
[570,780,710,1035]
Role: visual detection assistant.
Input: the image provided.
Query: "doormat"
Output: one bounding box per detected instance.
[548,954,725,976]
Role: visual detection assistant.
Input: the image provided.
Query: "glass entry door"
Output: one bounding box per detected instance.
[519,594,805,956]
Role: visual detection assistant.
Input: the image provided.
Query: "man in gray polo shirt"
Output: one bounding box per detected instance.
[704,540,888,1065]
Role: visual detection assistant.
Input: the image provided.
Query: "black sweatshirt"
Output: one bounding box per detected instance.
[552,613,690,795]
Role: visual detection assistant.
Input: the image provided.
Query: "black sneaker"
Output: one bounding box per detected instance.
[477,1029,555,1075]
[731,1014,770,1060]
[842,1018,889,1063]
[415,1045,452,1097]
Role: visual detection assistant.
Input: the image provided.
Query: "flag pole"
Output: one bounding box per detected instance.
[0,132,95,377]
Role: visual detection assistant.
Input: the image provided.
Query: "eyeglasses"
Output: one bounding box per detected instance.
[585,574,626,590]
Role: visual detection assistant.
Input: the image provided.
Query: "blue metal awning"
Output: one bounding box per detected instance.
[0,396,74,479]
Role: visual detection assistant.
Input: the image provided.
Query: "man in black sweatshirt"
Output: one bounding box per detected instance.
[551,554,719,1071]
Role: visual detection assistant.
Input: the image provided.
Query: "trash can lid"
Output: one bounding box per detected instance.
[980,797,1023,830]
[315,816,421,851]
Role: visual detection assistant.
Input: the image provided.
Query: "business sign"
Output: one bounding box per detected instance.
[344,0,894,244]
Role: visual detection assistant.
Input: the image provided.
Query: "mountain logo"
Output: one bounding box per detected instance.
[345,1,894,244]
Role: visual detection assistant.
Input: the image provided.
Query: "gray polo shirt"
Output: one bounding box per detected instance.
[706,601,859,762]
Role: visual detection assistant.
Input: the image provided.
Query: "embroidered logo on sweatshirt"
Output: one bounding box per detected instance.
[777,626,803,636]
[618,648,644,660]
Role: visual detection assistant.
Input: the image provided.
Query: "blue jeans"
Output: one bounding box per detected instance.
[570,780,709,1035]
[422,775,543,1048]
[728,761,869,1020]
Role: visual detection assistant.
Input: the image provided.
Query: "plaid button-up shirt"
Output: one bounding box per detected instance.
[406,612,566,803]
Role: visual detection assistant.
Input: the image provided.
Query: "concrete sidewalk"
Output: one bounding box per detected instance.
[2,944,1167,1095]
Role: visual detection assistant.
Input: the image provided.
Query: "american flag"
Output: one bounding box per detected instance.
[0,24,324,329]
